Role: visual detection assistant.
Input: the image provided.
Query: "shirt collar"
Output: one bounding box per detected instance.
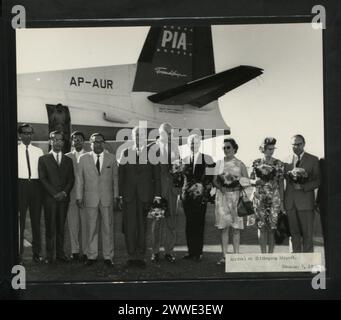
[91,151,104,158]
[74,149,84,155]
[133,144,146,151]
[294,151,305,159]
[19,142,31,149]
[50,150,62,156]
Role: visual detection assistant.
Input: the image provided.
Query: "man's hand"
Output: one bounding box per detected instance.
[76,199,84,209]
[280,201,286,213]
[153,196,161,204]
[54,192,66,202]
[294,183,303,190]
[117,197,123,211]
[114,197,122,211]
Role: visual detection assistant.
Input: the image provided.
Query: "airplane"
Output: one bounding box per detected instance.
[17,25,263,153]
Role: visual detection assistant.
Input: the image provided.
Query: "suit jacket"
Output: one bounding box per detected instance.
[38,153,75,203]
[150,140,181,197]
[118,144,161,203]
[65,150,84,205]
[181,152,214,202]
[76,152,118,208]
[284,152,321,211]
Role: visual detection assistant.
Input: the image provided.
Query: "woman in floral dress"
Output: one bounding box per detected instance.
[250,137,285,253]
[213,138,249,265]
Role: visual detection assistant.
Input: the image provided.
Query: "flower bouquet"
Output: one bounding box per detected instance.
[147,198,168,220]
[254,163,277,182]
[216,173,240,189]
[188,182,204,197]
[287,167,309,184]
[169,159,185,187]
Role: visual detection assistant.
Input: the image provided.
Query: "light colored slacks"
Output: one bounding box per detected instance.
[67,203,87,255]
[86,204,114,260]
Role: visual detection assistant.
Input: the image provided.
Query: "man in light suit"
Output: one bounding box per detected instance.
[284,134,321,253]
[149,123,180,263]
[76,133,118,267]
[118,126,161,268]
[65,131,86,261]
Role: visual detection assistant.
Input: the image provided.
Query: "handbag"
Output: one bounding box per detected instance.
[237,187,255,217]
[274,211,291,244]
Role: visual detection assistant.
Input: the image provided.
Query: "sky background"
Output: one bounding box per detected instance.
[16,24,324,166]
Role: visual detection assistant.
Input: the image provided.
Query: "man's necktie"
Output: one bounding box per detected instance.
[25,146,31,179]
[296,155,301,167]
[96,155,100,173]
[191,153,195,174]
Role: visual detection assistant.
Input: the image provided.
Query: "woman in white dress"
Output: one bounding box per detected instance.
[213,138,249,265]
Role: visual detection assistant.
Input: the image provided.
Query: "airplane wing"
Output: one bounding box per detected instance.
[147,65,263,107]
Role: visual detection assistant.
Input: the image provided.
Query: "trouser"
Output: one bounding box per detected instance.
[86,204,114,260]
[44,200,69,260]
[18,179,42,257]
[67,203,87,255]
[182,200,207,257]
[287,206,315,253]
[123,198,150,259]
[151,193,178,254]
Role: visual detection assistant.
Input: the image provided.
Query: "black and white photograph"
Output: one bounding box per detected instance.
[15,23,325,281]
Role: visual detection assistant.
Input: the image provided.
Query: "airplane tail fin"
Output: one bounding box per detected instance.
[132,26,215,93]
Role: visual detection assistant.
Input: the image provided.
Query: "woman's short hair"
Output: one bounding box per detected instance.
[223,138,238,153]
[259,137,277,153]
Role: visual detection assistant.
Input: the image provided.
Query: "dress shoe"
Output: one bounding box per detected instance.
[33,255,44,263]
[216,257,225,266]
[85,259,96,266]
[56,255,70,263]
[126,259,136,267]
[44,258,53,265]
[182,254,193,260]
[72,253,80,261]
[164,254,176,263]
[192,255,202,262]
[80,254,88,262]
[151,253,160,263]
[135,259,146,268]
[104,259,114,267]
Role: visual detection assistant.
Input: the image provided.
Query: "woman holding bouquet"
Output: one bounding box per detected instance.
[250,137,284,254]
[212,138,249,265]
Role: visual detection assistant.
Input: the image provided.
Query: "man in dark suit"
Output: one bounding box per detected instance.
[118,125,161,268]
[38,131,75,264]
[149,123,181,263]
[181,133,214,261]
[284,134,320,253]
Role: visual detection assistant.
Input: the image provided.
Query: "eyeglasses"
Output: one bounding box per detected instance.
[292,143,303,147]
[223,146,232,150]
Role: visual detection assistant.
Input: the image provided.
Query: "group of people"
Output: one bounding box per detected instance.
[212,135,320,265]
[18,121,321,269]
